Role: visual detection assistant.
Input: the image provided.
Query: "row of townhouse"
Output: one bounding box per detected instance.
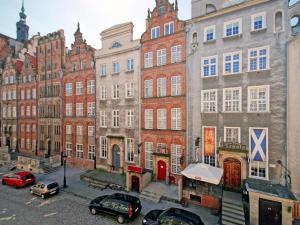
[1,0,300,224]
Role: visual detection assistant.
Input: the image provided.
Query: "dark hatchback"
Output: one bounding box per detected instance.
[142,208,204,225]
[88,193,142,224]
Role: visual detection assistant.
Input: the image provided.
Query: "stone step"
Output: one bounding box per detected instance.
[222,206,244,216]
[222,202,244,211]
[140,193,161,203]
[222,198,243,206]
[140,191,161,203]
[222,215,245,225]
[222,210,245,221]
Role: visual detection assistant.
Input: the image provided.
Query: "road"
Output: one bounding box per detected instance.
[0,183,142,225]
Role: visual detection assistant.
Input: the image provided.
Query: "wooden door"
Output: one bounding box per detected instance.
[157,160,167,181]
[131,176,140,193]
[112,145,120,170]
[224,158,241,189]
[259,199,282,225]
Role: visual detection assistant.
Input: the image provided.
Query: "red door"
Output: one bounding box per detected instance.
[224,158,241,189]
[157,160,167,181]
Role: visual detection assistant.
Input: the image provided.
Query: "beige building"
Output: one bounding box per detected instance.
[95,22,140,174]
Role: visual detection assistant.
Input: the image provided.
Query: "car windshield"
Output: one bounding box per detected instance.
[47,183,58,189]
[22,174,33,180]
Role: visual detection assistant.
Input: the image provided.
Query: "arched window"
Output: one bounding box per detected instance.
[112,41,122,49]
[206,4,217,14]
[275,11,283,32]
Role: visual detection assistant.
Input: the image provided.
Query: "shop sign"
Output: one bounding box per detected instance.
[128,165,143,174]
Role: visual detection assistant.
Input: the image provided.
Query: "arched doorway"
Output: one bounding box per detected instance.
[224,158,241,190]
[112,144,120,171]
[131,176,140,193]
[157,160,167,181]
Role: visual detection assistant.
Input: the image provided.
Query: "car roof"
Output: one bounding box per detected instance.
[164,208,203,223]
[38,180,57,185]
[15,171,33,176]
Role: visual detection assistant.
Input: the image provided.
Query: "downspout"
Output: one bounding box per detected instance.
[185,27,190,167]
[285,38,289,188]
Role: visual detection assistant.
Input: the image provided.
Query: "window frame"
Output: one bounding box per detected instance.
[171,144,182,174]
[201,55,218,77]
[157,109,167,130]
[223,51,242,75]
[248,46,270,72]
[201,89,218,113]
[223,18,242,38]
[171,45,182,64]
[125,138,135,163]
[204,25,216,42]
[251,12,266,31]
[145,109,153,129]
[223,87,242,113]
[112,110,120,128]
[151,26,160,39]
[164,22,174,36]
[248,85,270,113]
[171,108,182,130]
[157,77,167,97]
[99,136,108,159]
[224,127,241,143]
[157,48,167,66]
[76,144,84,159]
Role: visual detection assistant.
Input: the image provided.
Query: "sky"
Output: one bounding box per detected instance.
[0,0,191,49]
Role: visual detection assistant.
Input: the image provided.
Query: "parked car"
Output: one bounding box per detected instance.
[1,171,35,188]
[89,193,142,224]
[142,208,205,225]
[30,180,59,199]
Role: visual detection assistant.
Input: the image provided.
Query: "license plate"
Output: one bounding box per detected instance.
[50,191,56,194]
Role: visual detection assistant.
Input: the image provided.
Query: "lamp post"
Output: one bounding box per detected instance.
[63,154,67,188]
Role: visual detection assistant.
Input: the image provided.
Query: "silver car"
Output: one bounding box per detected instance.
[30,180,59,199]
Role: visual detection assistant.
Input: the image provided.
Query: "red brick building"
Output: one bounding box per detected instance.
[18,53,38,155]
[140,0,186,186]
[63,24,96,169]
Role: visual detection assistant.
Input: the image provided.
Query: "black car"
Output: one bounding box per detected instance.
[142,208,204,225]
[88,193,142,224]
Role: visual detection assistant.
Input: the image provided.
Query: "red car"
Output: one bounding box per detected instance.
[2,171,35,188]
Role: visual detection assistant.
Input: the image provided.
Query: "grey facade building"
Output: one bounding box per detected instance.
[187,0,297,224]
[95,22,141,174]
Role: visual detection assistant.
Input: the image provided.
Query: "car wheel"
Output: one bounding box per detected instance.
[1,180,5,185]
[117,215,125,224]
[41,194,45,199]
[90,208,97,215]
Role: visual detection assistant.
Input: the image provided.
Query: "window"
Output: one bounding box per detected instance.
[223,87,242,112]
[112,61,120,74]
[32,140,36,151]
[100,64,107,76]
[32,124,36,133]
[77,125,83,136]
[66,104,72,116]
[248,85,270,112]
[125,81,134,98]
[171,76,181,96]
[201,56,218,77]
[203,127,216,167]
[80,60,86,70]
[224,127,240,143]
[171,145,182,174]
[171,108,181,130]
[157,49,166,66]
[2,91,6,100]
[88,145,96,160]
[144,80,153,98]
[157,109,167,130]
[112,84,120,99]
[171,45,182,63]
[87,102,96,117]
[88,126,95,136]
[32,88,36,99]
[87,80,95,94]
[144,52,153,68]
[112,110,120,128]
[76,82,83,95]
[251,12,266,31]
[66,143,72,157]
[248,46,270,71]
[126,110,134,129]
[66,125,72,135]
[145,142,153,169]
[76,144,83,158]
[76,103,84,116]
[126,138,134,162]
[145,109,153,129]
[204,25,216,41]
[21,105,25,117]
[164,22,174,35]
[26,124,31,132]
[249,128,268,179]
[100,111,107,128]
[223,51,242,75]
[151,26,160,39]
[26,106,31,117]
[72,63,77,72]
[21,90,25,99]
[100,136,107,158]
[100,86,107,100]
[275,11,283,33]
[157,78,166,97]
[26,89,31,99]
[201,89,217,112]
[65,83,72,96]
[127,59,134,71]
[112,41,122,49]
[224,18,242,37]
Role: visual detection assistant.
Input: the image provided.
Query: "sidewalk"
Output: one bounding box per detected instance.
[37,166,219,225]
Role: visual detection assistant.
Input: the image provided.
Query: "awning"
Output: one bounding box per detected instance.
[181,163,223,185]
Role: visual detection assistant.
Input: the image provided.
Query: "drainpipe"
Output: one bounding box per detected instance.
[185,27,190,168]
[285,38,289,188]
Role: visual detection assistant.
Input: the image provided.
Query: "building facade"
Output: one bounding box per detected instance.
[63,24,96,169]
[95,22,141,174]
[187,0,296,224]
[36,30,65,157]
[140,0,187,186]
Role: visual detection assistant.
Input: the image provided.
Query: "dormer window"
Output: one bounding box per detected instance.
[159,6,166,15]
[151,26,160,39]
[164,22,174,36]
[112,41,122,49]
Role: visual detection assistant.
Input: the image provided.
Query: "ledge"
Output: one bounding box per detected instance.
[250,27,267,34]
[222,33,243,40]
[203,39,216,44]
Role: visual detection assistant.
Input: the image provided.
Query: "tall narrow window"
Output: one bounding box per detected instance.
[88,145,96,160]
[171,45,182,63]
[100,111,107,128]
[157,109,167,130]
[171,76,182,96]
[126,138,134,163]
[127,59,134,71]
[275,11,283,32]
[87,80,95,94]
[112,84,120,99]
[87,102,96,117]
[144,52,153,68]
[145,142,154,169]
[76,144,83,158]
[171,108,181,130]
[126,110,134,129]
[164,22,174,36]
[76,82,83,95]
[112,110,120,128]
[100,86,107,100]
[125,81,134,98]
[100,64,107,76]
[157,78,167,97]
[157,49,167,66]
[144,80,153,98]
[171,145,182,174]
[112,61,120,74]
[66,83,72,96]
[145,109,153,129]
[100,137,107,159]
[151,26,160,39]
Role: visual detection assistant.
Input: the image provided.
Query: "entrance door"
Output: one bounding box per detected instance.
[224,158,241,189]
[112,145,120,171]
[131,176,140,192]
[157,160,167,181]
[259,199,282,225]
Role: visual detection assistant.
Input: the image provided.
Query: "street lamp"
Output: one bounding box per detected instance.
[63,154,67,188]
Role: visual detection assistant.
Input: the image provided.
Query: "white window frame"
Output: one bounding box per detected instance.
[204,25,216,42]
[100,64,107,76]
[171,76,182,96]
[224,18,242,37]
[66,125,72,135]
[201,55,218,77]
[76,103,84,117]
[87,80,95,94]
[201,89,218,113]
[88,126,95,137]
[126,110,134,129]
[248,85,270,113]
[157,49,166,66]
[127,59,134,72]
[223,87,242,112]
[76,82,83,95]
[76,125,83,136]
[66,142,72,157]
[144,80,153,98]
[251,12,266,31]
[164,22,174,36]
[171,108,182,130]
[157,78,167,97]
[100,111,107,128]
[99,136,108,159]
[88,145,96,160]
[171,144,182,174]
[223,51,242,75]
[144,52,153,68]
[126,138,134,163]
[125,81,134,99]
[87,102,96,117]
[145,142,153,169]
[151,26,160,39]
[76,144,84,159]
[248,46,270,72]
[145,109,153,129]
[66,103,72,117]
[112,84,120,99]
[157,109,167,130]
[112,61,120,74]
[112,110,120,128]
[100,86,107,100]
[171,45,182,64]
[66,83,72,96]
[224,127,241,143]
